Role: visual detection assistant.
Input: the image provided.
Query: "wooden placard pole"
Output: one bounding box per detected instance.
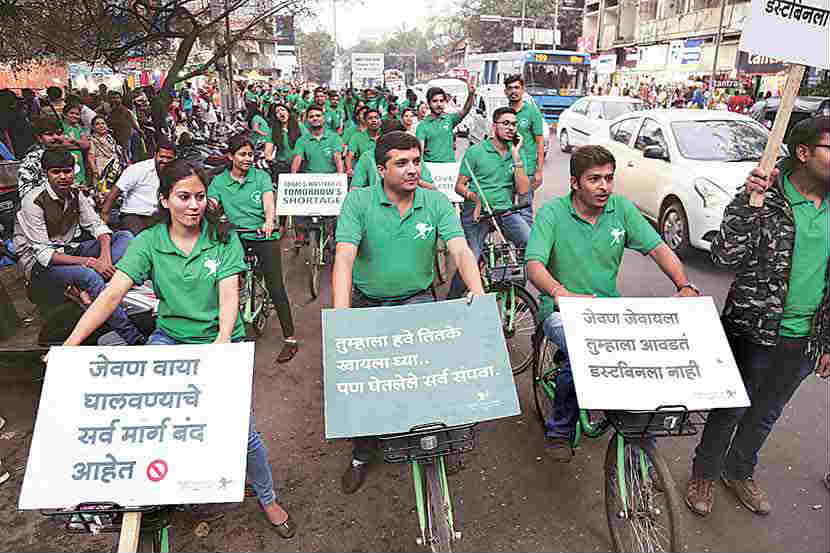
[751,63,806,207]
[117,511,142,553]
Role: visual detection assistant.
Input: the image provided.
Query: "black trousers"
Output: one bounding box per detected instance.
[241,238,295,338]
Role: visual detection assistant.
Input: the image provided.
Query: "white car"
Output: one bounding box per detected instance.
[587,109,784,256]
[558,96,645,153]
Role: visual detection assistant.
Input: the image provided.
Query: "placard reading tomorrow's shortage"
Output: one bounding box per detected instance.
[425,162,464,203]
[322,296,521,438]
[18,343,255,509]
[740,0,830,69]
[276,173,348,216]
[557,297,750,411]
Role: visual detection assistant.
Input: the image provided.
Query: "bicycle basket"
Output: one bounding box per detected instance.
[484,244,526,286]
[379,424,476,463]
[605,407,707,439]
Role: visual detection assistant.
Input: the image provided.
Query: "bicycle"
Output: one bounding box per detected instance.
[378,422,476,553]
[477,203,538,376]
[41,503,174,552]
[433,238,449,285]
[531,329,707,552]
[303,215,336,299]
[235,228,273,337]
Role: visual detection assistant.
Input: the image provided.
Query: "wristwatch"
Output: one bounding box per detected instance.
[676,282,700,294]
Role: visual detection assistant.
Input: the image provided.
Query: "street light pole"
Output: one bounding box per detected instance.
[521,0,527,51]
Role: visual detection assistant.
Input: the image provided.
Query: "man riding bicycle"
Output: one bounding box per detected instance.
[525,145,700,462]
[447,106,531,300]
[332,131,485,494]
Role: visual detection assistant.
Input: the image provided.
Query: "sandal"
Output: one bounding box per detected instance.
[263,508,296,539]
[276,341,298,364]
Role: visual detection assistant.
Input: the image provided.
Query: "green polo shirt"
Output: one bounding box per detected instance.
[416,113,462,162]
[249,114,272,146]
[336,183,464,299]
[275,124,308,163]
[350,151,434,189]
[347,129,379,160]
[294,128,344,173]
[514,99,545,177]
[459,139,526,212]
[525,193,663,322]
[116,222,247,343]
[780,172,830,337]
[366,96,387,115]
[208,167,276,241]
[325,106,345,132]
[342,122,361,147]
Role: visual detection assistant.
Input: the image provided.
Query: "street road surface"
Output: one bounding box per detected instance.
[0,136,827,552]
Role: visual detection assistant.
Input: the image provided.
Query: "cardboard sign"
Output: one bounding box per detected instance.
[424,162,464,203]
[740,0,830,70]
[351,53,385,81]
[322,296,521,438]
[19,343,255,509]
[276,173,347,216]
[557,297,750,411]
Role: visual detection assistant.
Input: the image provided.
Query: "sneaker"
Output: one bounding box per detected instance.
[721,474,771,515]
[685,477,714,516]
[544,437,573,463]
[341,460,368,495]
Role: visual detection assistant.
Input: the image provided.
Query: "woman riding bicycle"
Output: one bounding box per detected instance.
[208,134,299,363]
[60,158,297,538]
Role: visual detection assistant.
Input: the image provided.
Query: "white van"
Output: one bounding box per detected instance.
[467,85,550,155]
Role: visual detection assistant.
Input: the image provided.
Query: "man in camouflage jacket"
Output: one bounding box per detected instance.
[686,116,829,518]
[16,117,72,201]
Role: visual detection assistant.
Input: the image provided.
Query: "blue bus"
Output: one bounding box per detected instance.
[463,50,591,124]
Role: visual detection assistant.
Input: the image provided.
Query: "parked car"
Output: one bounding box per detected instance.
[748,95,830,134]
[587,109,785,257]
[466,85,551,154]
[557,95,645,153]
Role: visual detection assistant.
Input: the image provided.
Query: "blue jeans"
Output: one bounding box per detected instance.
[692,334,814,480]
[30,231,143,345]
[148,328,278,506]
[541,312,579,439]
[447,204,531,300]
[517,175,537,227]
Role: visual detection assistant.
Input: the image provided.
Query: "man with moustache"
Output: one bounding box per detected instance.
[504,75,546,225]
[416,79,475,163]
[685,116,830,517]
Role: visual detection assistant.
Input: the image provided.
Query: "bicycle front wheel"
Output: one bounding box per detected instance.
[604,435,683,553]
[533,335,557,428]
[251,273,270,337]
[424,461,453,553]
[308,229,321,299]
[496,285,537,375]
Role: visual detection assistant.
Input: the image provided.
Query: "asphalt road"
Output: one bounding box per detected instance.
[0,135,827,552]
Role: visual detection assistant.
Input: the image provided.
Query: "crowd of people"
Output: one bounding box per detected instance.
[589,78,770,113]
[1,72,828,546]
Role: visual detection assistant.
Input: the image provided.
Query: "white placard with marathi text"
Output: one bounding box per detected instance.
[351,53,385,80]
[19,343,255,509]
[425,162,464,203]
[558,297,750,411]
[276,173,347,216]
[740,0,830,69]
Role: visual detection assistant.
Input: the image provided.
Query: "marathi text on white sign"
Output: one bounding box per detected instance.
[276,173,348,216]
[557,297,750,411]
[19,343,255,509]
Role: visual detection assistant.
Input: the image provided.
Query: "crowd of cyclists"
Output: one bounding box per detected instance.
[1,73,828,545]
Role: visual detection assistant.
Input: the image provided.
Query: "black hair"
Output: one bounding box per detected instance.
[570,145,616,181]
[375,130,421,166]
[353,105,369,124]
[62,102,81,117]
[402,107,416,117]
[270,102,302,153]
[41,149,75,171]
[33,116,62,136]
[380,118,404,135]
[156,137,177,154]
[227,132,254,155]
[246,104,263,130]
[388,102,399,112]
[504,74,524,87]
[90,115,107,130]
[492,106,516,123]
[426,87,446,103]
[786,115,830,167]
[306,105,324,117]
[155,159,230,243]
[364,108,381,120]
[46,86,62,100]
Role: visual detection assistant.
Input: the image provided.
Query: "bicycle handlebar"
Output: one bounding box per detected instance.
[478,202,531,221]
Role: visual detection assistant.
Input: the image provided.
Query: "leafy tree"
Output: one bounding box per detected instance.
[296,27,335,83]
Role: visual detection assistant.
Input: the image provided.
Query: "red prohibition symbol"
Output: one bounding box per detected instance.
[146,459,168,482]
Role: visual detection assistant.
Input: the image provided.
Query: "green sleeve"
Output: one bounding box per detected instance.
[351,153,372,187]
[435,193,465,242]
[216,232,247,282]
[257,168,272,195]
[334,189,364,246]
[334,134,345,150]
[347,133,362,155]
[207,174,221,200]
[458,147,475,178]
[115,232,153,285]
[420,162,433,184]
[620,196,663,254]
[525,204,557,266]
[294,135,307,159]
[532,106,545,137]
[449,112,462,128]
[415,123,427,143]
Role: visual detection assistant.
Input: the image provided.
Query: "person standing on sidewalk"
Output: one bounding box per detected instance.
[685,116,830,517]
